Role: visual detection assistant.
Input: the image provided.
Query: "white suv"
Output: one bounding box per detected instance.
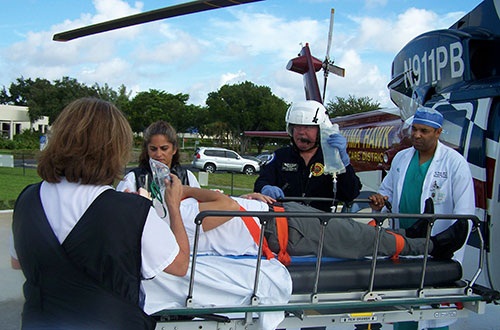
[192,147,260,175]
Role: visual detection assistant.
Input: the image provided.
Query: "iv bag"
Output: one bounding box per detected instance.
[320,121,346,175]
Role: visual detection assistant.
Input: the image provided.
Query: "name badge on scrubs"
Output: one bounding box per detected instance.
[430,180,445,204]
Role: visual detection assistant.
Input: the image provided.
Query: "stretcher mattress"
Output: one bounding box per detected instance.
[288,257,462,294]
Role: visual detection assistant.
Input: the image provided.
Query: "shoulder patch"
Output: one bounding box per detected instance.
[310,162,324,176]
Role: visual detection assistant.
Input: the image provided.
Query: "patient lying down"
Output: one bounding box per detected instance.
[139,187,469,330]
[176,187,469,261]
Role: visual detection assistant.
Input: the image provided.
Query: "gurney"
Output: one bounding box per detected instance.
[151,202,499,330]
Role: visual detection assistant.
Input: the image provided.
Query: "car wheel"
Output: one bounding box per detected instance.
[204,163,216,173]
[243,166,255,175]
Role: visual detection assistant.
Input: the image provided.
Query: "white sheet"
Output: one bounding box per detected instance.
[143,255,292,330]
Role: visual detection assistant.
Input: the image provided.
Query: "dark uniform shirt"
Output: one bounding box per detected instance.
[254,145,362,211]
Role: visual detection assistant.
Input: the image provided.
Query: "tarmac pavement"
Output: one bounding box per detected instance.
[0,210,23,330]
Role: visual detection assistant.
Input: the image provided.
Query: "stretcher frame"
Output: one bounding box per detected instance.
[153,204,497,330]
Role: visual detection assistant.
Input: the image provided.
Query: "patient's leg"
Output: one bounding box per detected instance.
[282,202,430,259]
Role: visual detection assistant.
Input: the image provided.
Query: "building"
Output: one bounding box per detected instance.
[0,104,49,140]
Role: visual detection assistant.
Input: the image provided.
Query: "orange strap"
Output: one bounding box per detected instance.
[368,220,404,260]
[272,205,291,266]
[386,231,405,260]
[239,206,275,260]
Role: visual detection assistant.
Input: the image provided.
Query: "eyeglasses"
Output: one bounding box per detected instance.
[292,124,317,131]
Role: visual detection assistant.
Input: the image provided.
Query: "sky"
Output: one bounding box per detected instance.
[0,0,482,108]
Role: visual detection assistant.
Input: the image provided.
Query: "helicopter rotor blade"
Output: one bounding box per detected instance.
[327,63,345,77]
[322,8,335,103]
[53,0,263,42]
[325,8,335,62]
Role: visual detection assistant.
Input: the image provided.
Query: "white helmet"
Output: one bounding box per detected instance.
[285,100,329,136]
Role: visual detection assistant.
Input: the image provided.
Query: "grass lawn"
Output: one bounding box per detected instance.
[196,171,256,195]
[0,166,41,209]
[0,166,257,210]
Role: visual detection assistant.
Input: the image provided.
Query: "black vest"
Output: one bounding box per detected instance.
[12,183,156,330]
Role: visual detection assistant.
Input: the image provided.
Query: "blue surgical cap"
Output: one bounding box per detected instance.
[413,107,443,129]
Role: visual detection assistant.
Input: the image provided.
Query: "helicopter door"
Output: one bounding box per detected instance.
[484,98,500,291]
[433,100,488,281]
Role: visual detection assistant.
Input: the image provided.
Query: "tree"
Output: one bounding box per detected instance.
[0,86,9,104]
[29,77,97,124]
[1,76,98,124]
[126,90,190,134]
[325,95,380,117]
[113,84,133,114]
[1,75,289,154]
[3,76,36,106]
[25,78,57,123]
[177,104,207,135]
[205,81,288,153]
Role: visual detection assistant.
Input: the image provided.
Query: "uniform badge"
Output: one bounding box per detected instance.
[282,163,298,172]
[310,162,324,176]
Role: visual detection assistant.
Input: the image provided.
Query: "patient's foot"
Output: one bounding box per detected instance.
[405,219,429,238]
[430,219,469,259]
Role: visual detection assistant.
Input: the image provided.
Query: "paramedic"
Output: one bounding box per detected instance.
[369,106,475,330]
[10,98,190,330]
[254,100,362,212]
[117,120,200,193]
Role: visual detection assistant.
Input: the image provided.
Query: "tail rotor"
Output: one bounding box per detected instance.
[322,8,345,103]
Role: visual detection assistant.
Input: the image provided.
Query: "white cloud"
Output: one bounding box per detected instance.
[348,8,437,53]
[92,0,143,20]
[208,12,325,60]
[220,70,247,86]
[133,29,203,66]
[80,57,132,85]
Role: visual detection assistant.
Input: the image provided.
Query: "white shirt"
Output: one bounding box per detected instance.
[180,197,270,256]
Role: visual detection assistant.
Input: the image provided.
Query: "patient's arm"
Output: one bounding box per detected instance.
[182,186,240,231]
[240,192,276,204]
[163,175,190,276]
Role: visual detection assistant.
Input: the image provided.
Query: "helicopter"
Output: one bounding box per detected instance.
[53,0,500,321]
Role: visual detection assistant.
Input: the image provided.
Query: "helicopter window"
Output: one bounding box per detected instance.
[438,103,488,168]
[469,39,500,80]
[438,106,469,153]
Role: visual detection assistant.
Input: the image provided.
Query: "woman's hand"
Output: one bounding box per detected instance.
[164,174,182,210]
